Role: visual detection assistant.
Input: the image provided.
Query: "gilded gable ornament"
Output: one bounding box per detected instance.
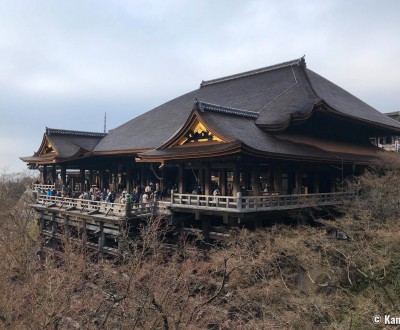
[44,143,55,154]
[179,121,222,145]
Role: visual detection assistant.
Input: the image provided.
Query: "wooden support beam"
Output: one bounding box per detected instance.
[80,168,85,192]
[51,213,57,246]
[99,170,105,190]
[127,170,132,192]
[204,164,211,195]
[313,171,320,194]
[64,215,70,237]
[51,165,57,184]
[273,168,282,193]
[61,166,66,186]
[198,168,204,192]
[41,165,47,184]
[39,212,45,232]
[223,213,229,225]
[82,220,87,247]
[251,169,260,196]
[98,221,105,256]
[232,164,240,196]
[178,163,184,193]
[201,216,211,243]
[220,168,227,196]
[295,169,302,194]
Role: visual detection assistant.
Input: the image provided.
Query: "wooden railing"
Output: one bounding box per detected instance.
[35,191,356,218]
[171,191,356,212]
[33,183,56,191]
[36,194,156,218]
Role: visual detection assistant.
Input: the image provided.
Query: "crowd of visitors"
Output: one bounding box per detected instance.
[37,182,164,205]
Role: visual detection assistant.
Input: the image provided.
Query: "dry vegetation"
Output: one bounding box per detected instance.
[0,168,399,329]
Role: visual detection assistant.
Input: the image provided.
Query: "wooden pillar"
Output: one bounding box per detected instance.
[51,165,57,184]
[51,213,57,248]
[204,164,211,195]
[98,222,104,256]
[113,171,119,192]
[41,165,48,183]
[98,170,103,190]
[139,166,144,187]
[295,169,302,194]
[232,164,240,196]
[178,163,184,193]
[61,166,66,186]
[90,170,96,187]
[160,167,165,192]
[64,215,70,238]
[220,168,227,196]
[274,168,282,193]
[242,170,249,191]
[39,212,45,232]
[251,169,260,196]
[127,170,132,193]
[82,220,87,247]
[143,166,149,186]
[80,169,85,192]
[199,167,204,192]
[313,171,320,194]
[201,216,211,243]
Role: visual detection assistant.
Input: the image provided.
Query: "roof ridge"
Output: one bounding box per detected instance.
[194,99,259,119]
[200,56,306,87]
[384,111,400,116]
[46,127,107,137]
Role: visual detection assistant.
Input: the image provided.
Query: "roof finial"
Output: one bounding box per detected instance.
[300,55,306,67]
[104,112,107,133]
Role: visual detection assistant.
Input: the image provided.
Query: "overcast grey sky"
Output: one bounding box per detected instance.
[1,0,400,172]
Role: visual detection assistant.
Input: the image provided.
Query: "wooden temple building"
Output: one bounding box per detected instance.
[21,57,400,255]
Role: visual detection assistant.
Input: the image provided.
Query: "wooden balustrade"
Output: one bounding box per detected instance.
[171,191,356,212]
[36,194,155,218]
[33,183,56,191]
[35,190,356,218]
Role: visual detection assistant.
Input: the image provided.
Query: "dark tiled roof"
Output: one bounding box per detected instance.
[200,57,305,87]
[47,128,105,158]
[94,58,312,153]
[21,128,106,163]
[305,70,400,130]
[89,57,400,158]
